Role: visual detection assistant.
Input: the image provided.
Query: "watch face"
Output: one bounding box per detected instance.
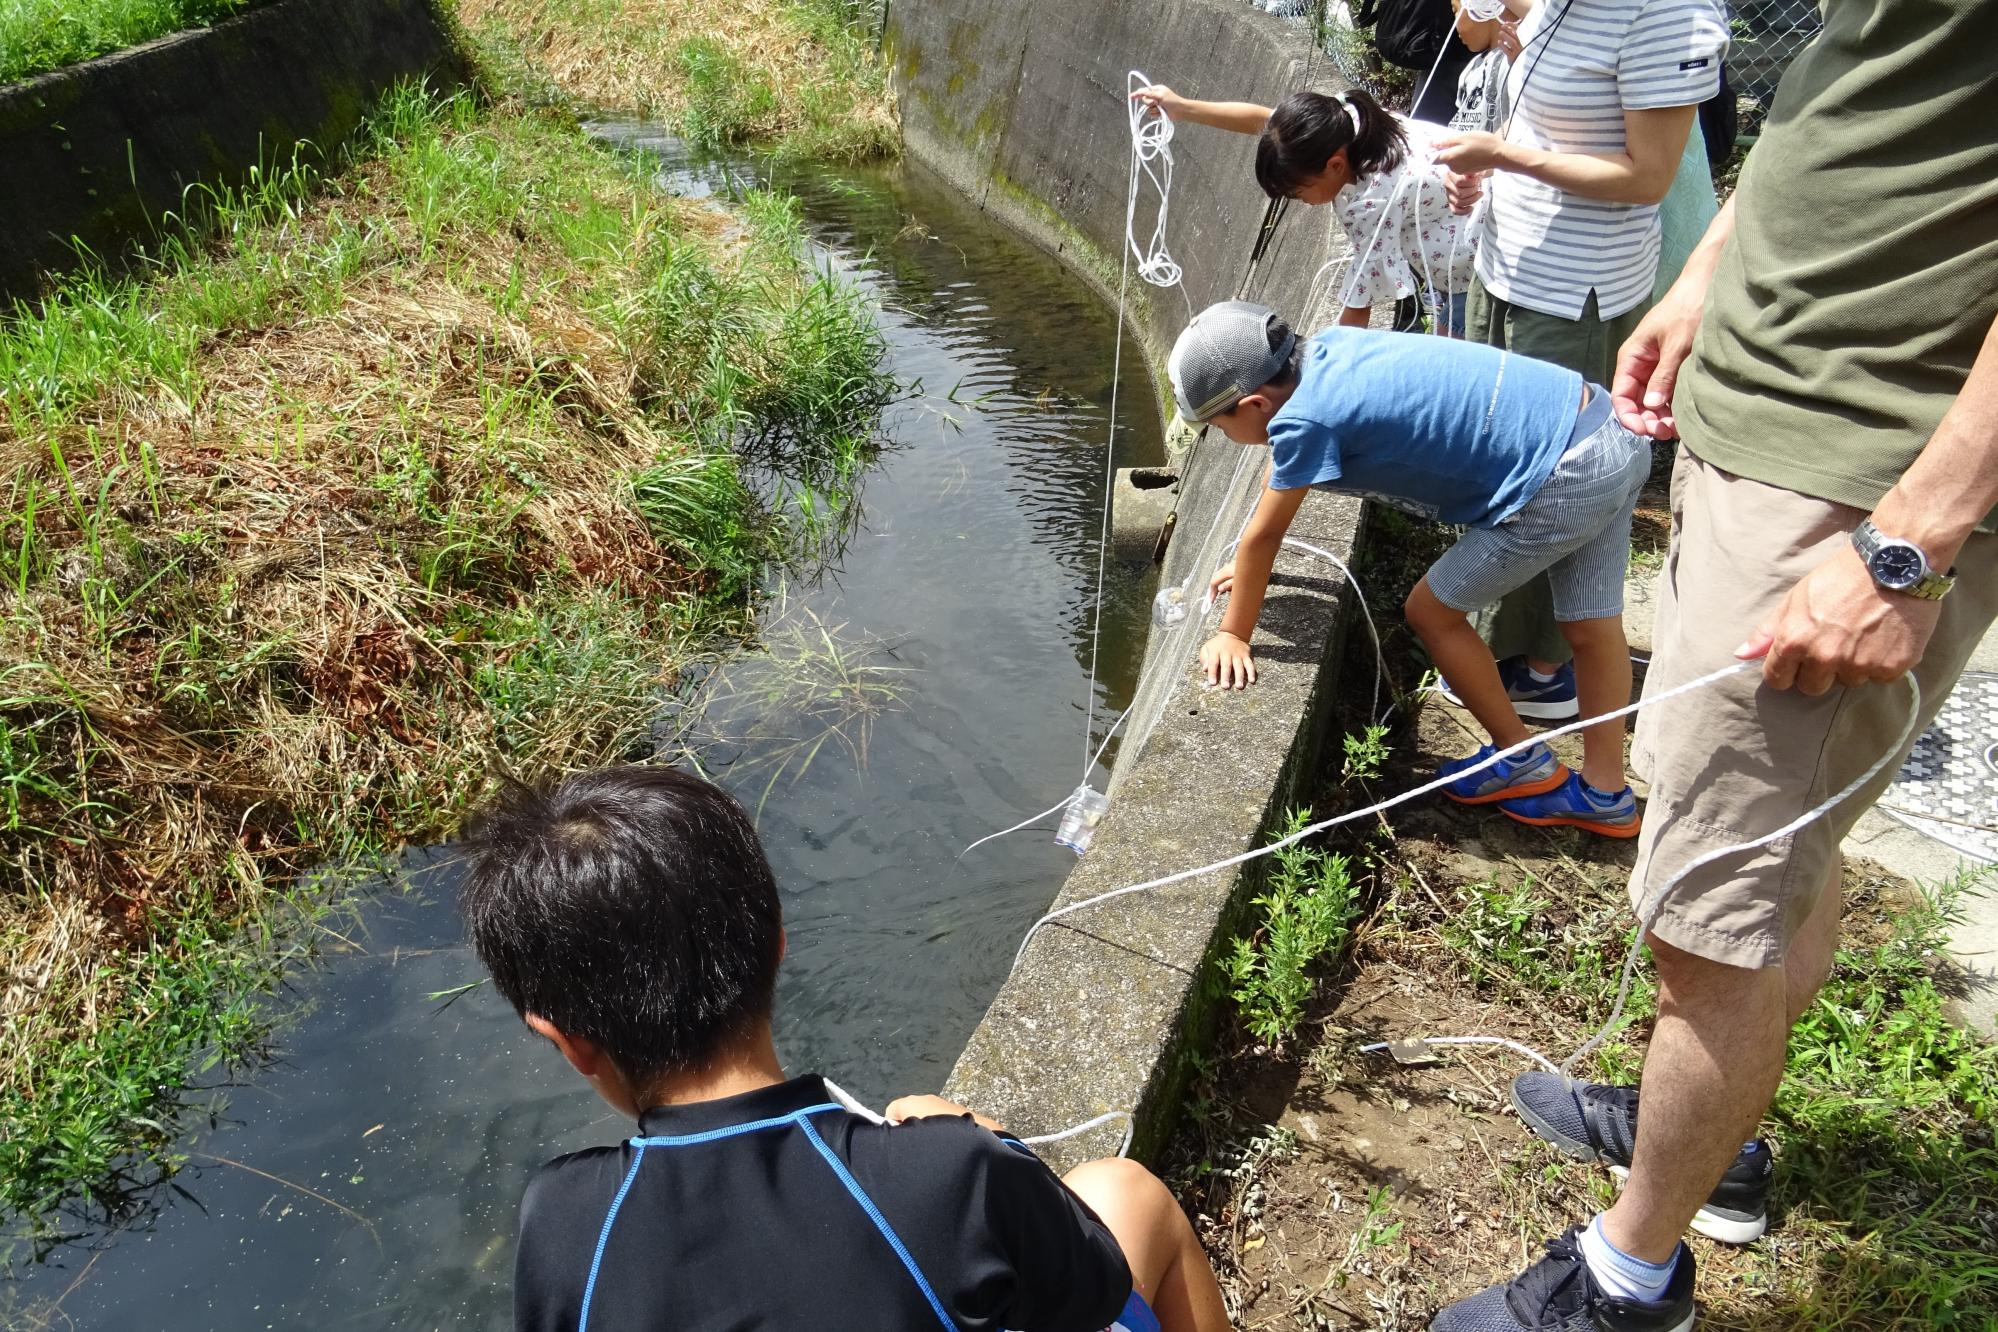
[1870,542,1926,589]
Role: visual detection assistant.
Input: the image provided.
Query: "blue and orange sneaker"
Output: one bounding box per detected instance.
[1500,770,1641,838]
[1439,742,1567,805]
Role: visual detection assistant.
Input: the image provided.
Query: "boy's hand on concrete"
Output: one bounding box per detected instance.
[1130,84,1184,119]
[1201,631,1257,689]
[885,1094,1005,1134]
[1735,544,1942,695]
[1209,560,1236,601]
[1612,291,1702,439]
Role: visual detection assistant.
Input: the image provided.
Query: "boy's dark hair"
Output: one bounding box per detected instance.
[1264,310,1301,392]
[1255,89,1408,200]
[457,765,783,1089]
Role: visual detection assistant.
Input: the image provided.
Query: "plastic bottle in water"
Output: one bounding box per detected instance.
[1054,785,1112,855]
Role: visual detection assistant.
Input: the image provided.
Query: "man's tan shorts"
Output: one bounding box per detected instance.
[1629,448,1998,969]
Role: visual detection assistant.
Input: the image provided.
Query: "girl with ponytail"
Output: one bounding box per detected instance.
[1131,85,1475,334]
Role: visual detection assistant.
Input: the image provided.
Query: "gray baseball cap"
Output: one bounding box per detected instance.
[1167,300,1298,423]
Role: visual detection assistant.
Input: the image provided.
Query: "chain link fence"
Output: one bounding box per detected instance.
[1235,0,1819,136]
[1726,0,1820,134]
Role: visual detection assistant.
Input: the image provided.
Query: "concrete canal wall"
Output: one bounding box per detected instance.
[887,0,1376,1165]
[0,0,467,303]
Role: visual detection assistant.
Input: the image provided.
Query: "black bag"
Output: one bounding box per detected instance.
[1353,0,1455,71]
[1699,63,1738,167]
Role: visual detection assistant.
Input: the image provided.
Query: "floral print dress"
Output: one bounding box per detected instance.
[1331,116,1477,312]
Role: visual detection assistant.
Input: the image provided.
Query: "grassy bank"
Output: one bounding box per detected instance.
[0,81,891,1239]
[458,0,896,161]
[0,0,274,85]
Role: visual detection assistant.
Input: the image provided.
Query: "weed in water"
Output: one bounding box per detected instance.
[667,597,914,815]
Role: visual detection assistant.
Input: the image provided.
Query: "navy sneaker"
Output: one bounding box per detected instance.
[1437,658,1581,722]
[1510,1071,1773,1244]
[1431,1226,1694,1332]
[1438,742,1567,806]
[1499,771,1642,839]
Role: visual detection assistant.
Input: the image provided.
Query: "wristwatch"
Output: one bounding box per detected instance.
[1851,519,1955,601]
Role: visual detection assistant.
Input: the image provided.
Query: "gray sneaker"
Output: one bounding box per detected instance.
[1510,1071,1772,1244]
[1431,1226,1694,1332]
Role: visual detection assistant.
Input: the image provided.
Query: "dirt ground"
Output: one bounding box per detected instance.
[1164,691,1942,1331]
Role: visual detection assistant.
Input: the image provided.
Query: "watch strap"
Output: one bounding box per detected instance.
[1852,519,1955,601]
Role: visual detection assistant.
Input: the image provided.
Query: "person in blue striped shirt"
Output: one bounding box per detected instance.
[1432,0,1728,733]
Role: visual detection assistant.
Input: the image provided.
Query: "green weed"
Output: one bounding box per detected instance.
[460,0,897,164]
[0,0,269,84]
[1224,810,1363,1047]
[677,36,781,150]
[1342,723,1390,783]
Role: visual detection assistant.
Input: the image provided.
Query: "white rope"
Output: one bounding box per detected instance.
[1012,658,1762,972]
[1081,192,1134,785]
[1124,70,1185,292]
[960,461,1396,863]
[1355,679,1921,1082]
[822,1079,1134,1157]
[1021,1110,1135,1157]
[955,793,1078,864]
[1562,675,1921,1075]
[1207,535,1390,725]
[1359,1035,1561,1074]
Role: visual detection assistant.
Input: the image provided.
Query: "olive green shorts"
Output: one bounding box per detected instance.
[1463,278,1649,385]
[1629,448,1998,969]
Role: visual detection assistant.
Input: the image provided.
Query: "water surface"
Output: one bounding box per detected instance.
[3,134,1162,1328]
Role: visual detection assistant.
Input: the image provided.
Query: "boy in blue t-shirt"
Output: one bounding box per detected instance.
[1169,301,1646,835]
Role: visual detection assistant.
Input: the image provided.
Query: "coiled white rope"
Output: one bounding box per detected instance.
[1124,70,1187,294]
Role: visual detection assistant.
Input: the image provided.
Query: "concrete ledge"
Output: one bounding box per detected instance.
[0,0,468,303]
[948,483,1365,1167]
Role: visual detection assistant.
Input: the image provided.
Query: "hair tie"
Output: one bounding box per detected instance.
[1339,93,1363,135]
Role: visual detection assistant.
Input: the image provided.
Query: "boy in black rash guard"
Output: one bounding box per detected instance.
[457,765,1231,1332]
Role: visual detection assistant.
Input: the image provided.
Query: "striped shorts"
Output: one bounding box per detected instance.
[1427,389,1649,622]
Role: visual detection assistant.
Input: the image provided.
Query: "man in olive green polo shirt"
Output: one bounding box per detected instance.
[1431,3,1998,1328]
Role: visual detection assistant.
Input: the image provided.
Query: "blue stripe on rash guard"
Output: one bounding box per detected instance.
[579,1145,649,1332]
[577,1105,848,1332]
[799,1115,961,1332]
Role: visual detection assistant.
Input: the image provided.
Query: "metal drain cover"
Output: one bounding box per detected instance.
[1882,670,1998,863]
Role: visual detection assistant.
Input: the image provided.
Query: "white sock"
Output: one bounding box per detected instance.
[1526,665,1559,684]
[1580,1215,1676,1304]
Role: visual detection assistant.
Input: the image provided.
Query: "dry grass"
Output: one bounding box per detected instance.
[459,0,897,160]
[0,85,891,1230]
